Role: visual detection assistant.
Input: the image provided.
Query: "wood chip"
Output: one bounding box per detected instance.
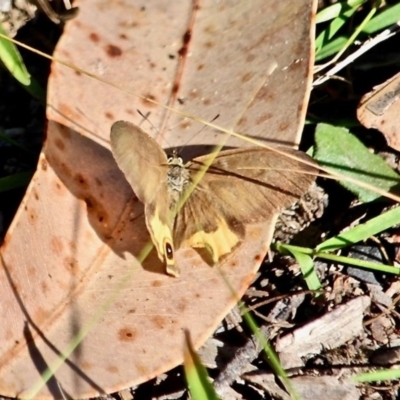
[243,372,360,400]
[276,296,371,368]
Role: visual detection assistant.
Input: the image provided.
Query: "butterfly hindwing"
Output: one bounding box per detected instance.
[173,147,317,264]
[173,186,244,266]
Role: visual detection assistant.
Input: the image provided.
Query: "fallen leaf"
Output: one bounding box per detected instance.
[358,71,400,152]
[0,0,317,398]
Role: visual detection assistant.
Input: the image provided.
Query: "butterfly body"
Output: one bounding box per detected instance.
[110,120,317,277]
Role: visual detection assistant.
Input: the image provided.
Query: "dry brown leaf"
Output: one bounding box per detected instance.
[0,0,317,398]
[358,71,400,152]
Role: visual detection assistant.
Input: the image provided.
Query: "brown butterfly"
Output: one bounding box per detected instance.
[110,120,317,277]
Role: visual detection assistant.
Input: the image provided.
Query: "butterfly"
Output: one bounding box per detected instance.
[110,120,317,277]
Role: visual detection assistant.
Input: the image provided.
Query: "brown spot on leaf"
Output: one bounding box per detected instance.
[297,103,304,114]
[89,32,100,43]
[95,177,103,187]
[41,159,48,171]
[105,44,122,57]
[151,315,166,329]
[119,33,128,40]
[180,120,191,130]
[152,280,162,287]
[33,189,39,201]
[40,281,49,294]
[55,182,62,192]
[135,364,150,376]
[178,29,192,57]
[81,362,93,371]
[188,89,201,99]
[279,122,289,132]
[55,138,65,151]
[254,253,263,262]
[106,365,119,374]
[178,300,187,313]
[256,112,273,125]
[204,24,216,34]
[242,72,253,83]
[84,195,109,226]
[204,40,214,49]
[238,116,248,126]
[64,256,79,272]
[105,111,114,120]
[172,83,179,95]
[246,53,256,63]
[58,123,71,139]
[51,236,64,254]
[118,327,137,342]
[75,173,88,188]
[141,93,157,106]
[27,266,36,278]
[197,63,204,71]
[229,261,237,268]
[33,307,48,324]
[28,209,37,225]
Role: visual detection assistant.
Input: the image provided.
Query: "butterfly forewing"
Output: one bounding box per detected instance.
[110,121,168,204]
[110,121,178,275]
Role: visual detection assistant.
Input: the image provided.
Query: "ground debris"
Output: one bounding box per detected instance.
[276,296,371,369]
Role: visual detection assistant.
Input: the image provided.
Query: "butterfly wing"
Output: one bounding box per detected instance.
[174,147,317,263]
[110,121,168,203]
[110,121,177,274]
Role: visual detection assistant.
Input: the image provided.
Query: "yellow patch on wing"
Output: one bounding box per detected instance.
[183,218,240,263]
[147,211,178,274]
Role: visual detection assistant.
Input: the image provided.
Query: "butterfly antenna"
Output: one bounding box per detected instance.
[137,109,176,156]
[198,114,220,135]
[136,109,159,132]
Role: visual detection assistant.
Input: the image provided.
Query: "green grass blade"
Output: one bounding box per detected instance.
[315,36,348,61]
[0,22,30,86]
[278,245,322,291]
[316,0,364,53]
[316,0,367,24]
[239,303,300,400]
[355,368,400,382]
[363,2,400,34]
[184,330,220,400]
[0,171,33,192]
[316,206,400,252]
